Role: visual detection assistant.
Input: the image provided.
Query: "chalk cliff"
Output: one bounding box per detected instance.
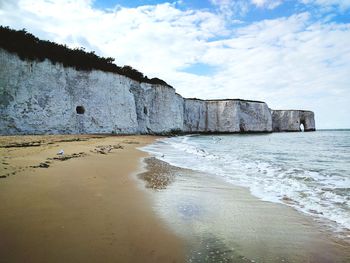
[272,110,316,132]
[0,49,139,134]
[0,48,315,135]
[184,99,272,132]
[130,84,184,134]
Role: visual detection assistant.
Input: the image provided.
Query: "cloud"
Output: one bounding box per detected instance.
[251,0,283,9]
[0,0,349,128]
[210,0,283,18]
[300,0,350,11]
[210,0,250,17]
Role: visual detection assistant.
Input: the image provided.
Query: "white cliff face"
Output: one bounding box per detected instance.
[130,83,184,134]
[206,101,240,132]
[272,110,316,132]
[183,99,208,132]
[301,111,316,131]
[0,49,138,134]
[184,99,272,133]
[239,101,272,132]
[0,48,315,135]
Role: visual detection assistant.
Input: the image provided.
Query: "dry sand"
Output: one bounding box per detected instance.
[0,135,184,263]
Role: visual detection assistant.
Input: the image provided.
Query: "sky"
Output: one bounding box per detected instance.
[0,0,349,128]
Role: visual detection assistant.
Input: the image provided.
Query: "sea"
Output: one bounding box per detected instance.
[142,130,350,240]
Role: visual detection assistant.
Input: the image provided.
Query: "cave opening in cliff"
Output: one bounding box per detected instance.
[300,122,305,132]
[76,106,85,114]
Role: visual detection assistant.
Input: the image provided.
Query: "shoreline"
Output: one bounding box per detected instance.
[138,156,350,263]
[0,135,184,263]
[1,134,349,262]
[141,133,350,242]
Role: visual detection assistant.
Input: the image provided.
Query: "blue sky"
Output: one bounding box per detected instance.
[93,0,211,10]
[92,0,350,23]
[0,0,350,128]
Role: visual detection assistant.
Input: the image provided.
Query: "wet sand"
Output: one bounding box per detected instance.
[139,157,350,263]
[0,135,184,263]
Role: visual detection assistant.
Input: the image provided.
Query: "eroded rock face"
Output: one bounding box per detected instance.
[0,48,315,135]
[184,99,272,133]
[130,83,184,134]
[272,110,316,132]
[238,101,273,132]
[0,49,139,134]
[183,99,208,132]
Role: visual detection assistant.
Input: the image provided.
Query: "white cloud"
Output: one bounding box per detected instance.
[301,0,350,11]
[210,0,250,17]
[210,0,283,17]
[0,0,349,128]
[251,0,283,9]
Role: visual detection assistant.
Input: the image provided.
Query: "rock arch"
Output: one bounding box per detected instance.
[272,110,315,132]
[299,116,306,131]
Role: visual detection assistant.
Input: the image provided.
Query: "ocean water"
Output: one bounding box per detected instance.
[142,130,350,238]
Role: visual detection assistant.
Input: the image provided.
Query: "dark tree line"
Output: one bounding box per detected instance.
[0,26,171,87]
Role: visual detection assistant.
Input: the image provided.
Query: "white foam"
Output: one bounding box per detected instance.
[141,134,350,236]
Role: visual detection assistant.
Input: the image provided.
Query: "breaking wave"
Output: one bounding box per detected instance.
[142,131,350,239]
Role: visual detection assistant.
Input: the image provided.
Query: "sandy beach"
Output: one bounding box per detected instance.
[1,135,349,263]
[0,135,184,263]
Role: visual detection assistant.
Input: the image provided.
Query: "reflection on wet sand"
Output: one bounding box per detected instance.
[187,234,252,263]
[140,157,350,263]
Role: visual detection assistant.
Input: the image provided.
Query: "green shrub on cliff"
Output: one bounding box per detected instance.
[0,26,171,87]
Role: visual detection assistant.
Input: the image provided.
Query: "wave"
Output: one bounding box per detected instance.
[142,134,350,239]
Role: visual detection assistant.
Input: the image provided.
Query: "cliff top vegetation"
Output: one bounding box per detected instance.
[0,26,171,87]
